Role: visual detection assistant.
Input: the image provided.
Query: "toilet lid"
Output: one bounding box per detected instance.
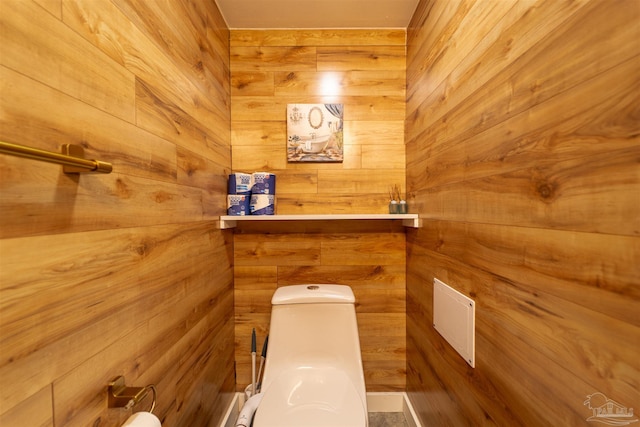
[253,367,367,427]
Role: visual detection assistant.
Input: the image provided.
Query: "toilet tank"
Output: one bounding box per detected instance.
[271,284,355,305]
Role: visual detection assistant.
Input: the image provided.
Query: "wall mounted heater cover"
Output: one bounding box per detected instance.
[433,278,475,367]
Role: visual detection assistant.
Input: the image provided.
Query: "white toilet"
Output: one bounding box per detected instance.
[252,284,369,427]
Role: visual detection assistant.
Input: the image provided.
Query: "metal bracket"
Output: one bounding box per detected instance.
[62,144,112,174]
[107,376,149,410]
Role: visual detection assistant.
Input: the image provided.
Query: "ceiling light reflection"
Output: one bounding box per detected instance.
[319,72,342,97]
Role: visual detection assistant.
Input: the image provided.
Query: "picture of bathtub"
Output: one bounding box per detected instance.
[287,103,344,162]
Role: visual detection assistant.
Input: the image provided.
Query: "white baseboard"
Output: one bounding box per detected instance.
[219,393,240,427]
[366,392,405,412]
[220,391,421,427]
[402,393,422,427]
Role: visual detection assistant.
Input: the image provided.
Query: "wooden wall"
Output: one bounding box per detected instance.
[230,30,408,392]
[405,0,640,425]
[0,1,234,426]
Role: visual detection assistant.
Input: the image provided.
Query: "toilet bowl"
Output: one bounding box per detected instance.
[252,284,368,427]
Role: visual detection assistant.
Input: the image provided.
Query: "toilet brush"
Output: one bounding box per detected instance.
[251,328,257,396]
[256,335,269,393]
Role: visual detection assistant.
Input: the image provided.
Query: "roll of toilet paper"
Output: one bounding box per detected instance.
[121,412,161,427]
[251,172,276,195]
[228,173,253,195]
[250,194,275,215]
[227,194,251,216]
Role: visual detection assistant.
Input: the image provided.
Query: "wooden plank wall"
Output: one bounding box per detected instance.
[230,30,408,391]
[405,0,640,425]
[0,1,234,426]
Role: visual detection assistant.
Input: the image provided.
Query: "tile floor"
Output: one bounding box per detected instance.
[368,412,409,427]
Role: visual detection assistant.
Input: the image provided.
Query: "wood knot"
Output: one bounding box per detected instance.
[536,181,557,202]
[115,178,132,199]
[154,191,173,203]
[133,239,153,257]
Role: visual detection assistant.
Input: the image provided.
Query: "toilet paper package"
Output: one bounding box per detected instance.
[250,194,275,215]
[227,195,251,216]
[251,172,276,195]
[228,173,253,194]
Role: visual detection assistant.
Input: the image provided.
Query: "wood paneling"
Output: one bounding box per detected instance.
[406,0,640,425]
[230,29,406,214]
[0,0,233,426]
[230,29,408,393]
[1,0,136,123]
[230,30,406,47]
[316,46,407,71]
[8,1,633,423]
[233,221,407,392]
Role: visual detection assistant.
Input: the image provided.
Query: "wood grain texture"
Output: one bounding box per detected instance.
[406,0,640,425]
[0,66,176,183]
[230,31,408,393]
[230,29,406,47]
[230,29,407,215]
[0,386,52,427]
[231,95,406,122]
[317,46,407,71]
[0,0,136,122]
[0,1,233,426]
[273,71,406,97]
[231,47,318,72]
[6,2,636,425]
[344,120,405,145]
[233,221,407,392]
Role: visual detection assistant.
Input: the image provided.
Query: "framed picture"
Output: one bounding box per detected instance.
[287,103,343,162]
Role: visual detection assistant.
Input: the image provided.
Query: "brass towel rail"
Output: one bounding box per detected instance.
[0,141,112,174]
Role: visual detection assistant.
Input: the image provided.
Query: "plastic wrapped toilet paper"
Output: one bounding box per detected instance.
[121,412,161,427]
[227,195,251,216]
[228,173,253,194]
[250,194,275,215]
[251,172,276,194]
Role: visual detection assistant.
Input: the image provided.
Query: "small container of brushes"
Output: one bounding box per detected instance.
[388,184,408,214]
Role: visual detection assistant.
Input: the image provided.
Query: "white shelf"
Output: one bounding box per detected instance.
[219,214,420,229]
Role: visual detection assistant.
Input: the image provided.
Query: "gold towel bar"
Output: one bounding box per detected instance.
[0,141,112,174]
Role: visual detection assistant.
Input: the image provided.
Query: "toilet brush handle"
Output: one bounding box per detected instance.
[256,335,268,393]
[251,328,257,396]
[256,358,264,393]
[251,352,256,396]
[261,335,269,358]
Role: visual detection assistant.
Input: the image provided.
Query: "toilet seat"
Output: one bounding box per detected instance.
[253,366,367,427]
